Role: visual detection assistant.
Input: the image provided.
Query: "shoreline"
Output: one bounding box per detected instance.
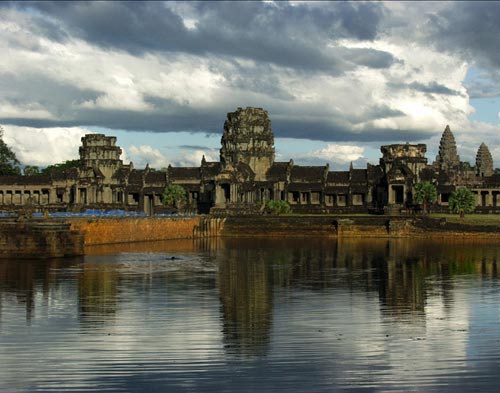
[1,215,499,259]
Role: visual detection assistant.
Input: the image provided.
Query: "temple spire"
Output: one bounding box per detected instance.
[435,125,460,170]
[476,142,493,177]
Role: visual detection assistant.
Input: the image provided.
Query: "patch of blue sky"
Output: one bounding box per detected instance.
[469,97,500,124]
[464,66,500,125]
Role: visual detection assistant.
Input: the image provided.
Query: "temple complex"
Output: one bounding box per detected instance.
[0,107,499,215]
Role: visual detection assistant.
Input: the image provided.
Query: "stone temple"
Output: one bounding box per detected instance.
[0,107,499,214]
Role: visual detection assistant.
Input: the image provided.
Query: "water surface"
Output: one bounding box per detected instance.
[2,237,500,392]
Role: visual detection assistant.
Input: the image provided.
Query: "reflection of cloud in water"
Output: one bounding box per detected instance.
[272,287,470,390]
[3,238,500,391]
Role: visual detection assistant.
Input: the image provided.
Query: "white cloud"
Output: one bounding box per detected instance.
[2,126,91,167]
[128,145,171,169]
[0,101,56,120]
[311,144,365,164]
[176,149,218,167]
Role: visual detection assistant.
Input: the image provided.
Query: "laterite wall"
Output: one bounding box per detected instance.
[68,217,201,246]
[0,221,84,258]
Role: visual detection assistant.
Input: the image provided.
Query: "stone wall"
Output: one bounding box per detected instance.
[0,220,84,258]
[68,216,206,246]
[221,216,337,237]
[218,215,500,239]
[220,215,415,238]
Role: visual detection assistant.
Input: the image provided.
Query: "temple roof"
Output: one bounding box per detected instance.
[169,167,201,180]
[266,162,289,181]
[112,167,131,180]
[128,170,145,184]
[145,171,167,184]
[291,166,327,182]
[350,169,367,182]
[200,162,221,178]
[367,164,383,182]
[287,182,324,191]
[0,175,52,185]
[327,171,349,183]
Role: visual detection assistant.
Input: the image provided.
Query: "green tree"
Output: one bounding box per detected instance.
[460,161,473,171]
[266,199,291,215]
[449,188,476,218]
[162,184,187,209]
[41,159,80,175]
[23,165,40,176]
[413,181,438,214]
[0,126,21,175]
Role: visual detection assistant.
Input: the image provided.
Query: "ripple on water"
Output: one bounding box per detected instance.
[2,238,500,392]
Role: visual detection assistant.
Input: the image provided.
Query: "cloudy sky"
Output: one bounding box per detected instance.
[1,1,500,170]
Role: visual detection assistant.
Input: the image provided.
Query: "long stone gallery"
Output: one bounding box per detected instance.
[0,107,498,215]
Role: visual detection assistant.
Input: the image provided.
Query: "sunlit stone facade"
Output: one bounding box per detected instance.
[0,109,499,214]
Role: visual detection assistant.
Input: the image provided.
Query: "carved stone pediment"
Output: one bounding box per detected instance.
[387,163,414,183]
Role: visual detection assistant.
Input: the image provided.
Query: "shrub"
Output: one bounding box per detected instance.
[449,188,476,218]
[266,199,291,215]
[162,184,187,208]
[413,181,437,214]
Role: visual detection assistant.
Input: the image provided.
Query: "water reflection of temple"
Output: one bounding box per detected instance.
[213,238,500,355]
[78,263,119,326]
[217,244,274,356]
[0,258,82,322]
[1,238,500,348]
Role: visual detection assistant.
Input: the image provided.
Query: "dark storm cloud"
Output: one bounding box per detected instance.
[387,81,462,97]
[407,82,462,96]
[274,117,429,143]
[8,1,389,73]
[3,98,429,144]
[464,73,500,99]
[0,1,457,145]
[415,1,500,100]
[0,74,100,112]
[345,105,405,125]
[337,47,396,69]
[427,2,500,70]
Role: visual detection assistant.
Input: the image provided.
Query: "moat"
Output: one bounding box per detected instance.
[2,237,500,392]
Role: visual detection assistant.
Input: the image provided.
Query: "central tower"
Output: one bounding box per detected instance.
[434,125,460,170]
[220,107,275,181]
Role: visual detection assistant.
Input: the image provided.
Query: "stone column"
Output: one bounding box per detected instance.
[215,184,225,207]
[230,184,238,203]
[486,191,493,207]
[475,192,481,207]
[388,186,394,204]
[366,188,373,204]
[49,188,56,204]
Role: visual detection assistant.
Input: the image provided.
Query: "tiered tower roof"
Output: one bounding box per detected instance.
[435,125,460,170]
[220,107,275,181]
[476,142,493,177]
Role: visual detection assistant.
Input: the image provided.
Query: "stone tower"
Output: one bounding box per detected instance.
[475,142,493,177]
[220,107,275,181]
[79,134,123,179]
[435,125,460,170]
